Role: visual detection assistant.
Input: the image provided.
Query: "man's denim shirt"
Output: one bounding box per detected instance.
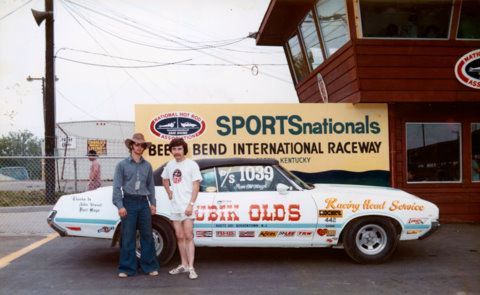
[112,156,156,209]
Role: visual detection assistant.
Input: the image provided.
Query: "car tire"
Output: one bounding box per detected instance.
[153,218,177,265]
[135,218,176,266]
[343,217,399,264]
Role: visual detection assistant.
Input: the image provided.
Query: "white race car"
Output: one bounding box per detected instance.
[48,158,439,264]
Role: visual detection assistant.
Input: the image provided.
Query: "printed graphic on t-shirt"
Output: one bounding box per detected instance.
[173,169,182,184]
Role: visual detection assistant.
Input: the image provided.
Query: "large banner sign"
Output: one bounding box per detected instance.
[136,103,390,186]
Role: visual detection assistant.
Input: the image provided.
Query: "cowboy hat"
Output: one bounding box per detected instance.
[124,133,152,149]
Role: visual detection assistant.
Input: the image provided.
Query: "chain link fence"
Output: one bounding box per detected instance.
[0,156,123,235]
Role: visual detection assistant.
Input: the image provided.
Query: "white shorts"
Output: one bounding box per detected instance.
[170,213,195,221]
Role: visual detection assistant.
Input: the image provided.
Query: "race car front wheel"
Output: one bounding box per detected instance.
[135,217,176,265]
[343,217,399,264]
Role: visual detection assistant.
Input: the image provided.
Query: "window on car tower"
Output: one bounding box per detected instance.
[359,0,453,39]
[287,34,309,83]
[315,0,350,56]
[300,11,324,70]
[457,0,480,39]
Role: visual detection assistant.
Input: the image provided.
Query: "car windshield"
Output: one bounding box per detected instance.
[275,165,313,190]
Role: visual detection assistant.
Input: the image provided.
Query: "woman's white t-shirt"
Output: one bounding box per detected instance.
[161,158,202,213]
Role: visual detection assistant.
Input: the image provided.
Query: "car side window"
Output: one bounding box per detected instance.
[200,168,217,192]
[216,165,294,193]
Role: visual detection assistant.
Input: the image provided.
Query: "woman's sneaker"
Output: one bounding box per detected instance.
[188,268,198,280]
[169,265,188,275]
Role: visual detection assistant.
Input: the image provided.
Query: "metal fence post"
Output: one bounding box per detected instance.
[74,158,78,193]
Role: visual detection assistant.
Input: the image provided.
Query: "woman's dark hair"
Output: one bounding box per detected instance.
[168,138,188,155]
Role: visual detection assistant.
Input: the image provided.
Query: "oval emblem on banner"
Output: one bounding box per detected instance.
[150,112,206,140]
[454,49,480,90]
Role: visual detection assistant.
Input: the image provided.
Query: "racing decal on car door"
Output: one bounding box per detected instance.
[203,165,318,245]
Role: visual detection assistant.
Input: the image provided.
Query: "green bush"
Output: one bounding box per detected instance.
[0,191,65,207]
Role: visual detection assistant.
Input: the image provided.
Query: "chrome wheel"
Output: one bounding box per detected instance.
[355,224,387,255]
[136,229,164,258]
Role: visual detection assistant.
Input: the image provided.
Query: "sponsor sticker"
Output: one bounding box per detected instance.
[454,49,480,90]
[406,230,423,235]
[216,231,236,238]
[278,231,295,237]
[259,231,278,238]
[408,218,427,225]
[196,231,213,238]
[97,226,114,233]
[319,210,343,218]
[297,231,313,237]
[317,228,336,237]
[239,231,255,238]
[150,112,206,140]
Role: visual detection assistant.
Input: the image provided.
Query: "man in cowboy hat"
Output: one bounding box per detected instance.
[86,150,101,191]
[112,133,159,278]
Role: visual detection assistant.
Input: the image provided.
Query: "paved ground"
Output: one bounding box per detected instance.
[0,236,45,258]
[0,206,53,236]
[0,224,478,295]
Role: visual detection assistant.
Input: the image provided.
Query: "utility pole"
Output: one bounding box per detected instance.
[32,0,56,204]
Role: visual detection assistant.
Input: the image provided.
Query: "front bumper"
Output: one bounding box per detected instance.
[419,221,440,240]
[47,210,67,237]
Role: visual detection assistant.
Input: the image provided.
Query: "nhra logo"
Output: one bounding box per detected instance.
[455,49,480,90]
[150,112,206,140]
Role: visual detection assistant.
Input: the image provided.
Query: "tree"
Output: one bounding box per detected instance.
[0,130,42,156]
[0,130,42,180]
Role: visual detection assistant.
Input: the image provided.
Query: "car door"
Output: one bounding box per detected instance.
[192,167,217,245]
[210,164,317,246]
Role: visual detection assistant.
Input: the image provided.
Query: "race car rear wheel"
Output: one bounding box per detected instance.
[343,217,399,264]
[135,218,176,265]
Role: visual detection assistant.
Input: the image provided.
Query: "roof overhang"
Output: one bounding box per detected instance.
[256,0,315,46]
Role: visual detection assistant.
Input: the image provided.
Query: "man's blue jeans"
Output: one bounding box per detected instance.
[118,195,159,275]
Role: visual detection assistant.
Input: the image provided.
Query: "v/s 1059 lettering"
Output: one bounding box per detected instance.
[47,158,439,264]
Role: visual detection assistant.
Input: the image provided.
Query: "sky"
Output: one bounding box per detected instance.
[0,0,297,137]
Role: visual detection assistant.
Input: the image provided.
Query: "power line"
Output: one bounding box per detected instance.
[70,14,245,52]
[78,0,259,48]
[57,88,132,128]
[97,0,283,55]
[63,0,249,51]
[64,2,181,104]
[63,0,292,84]
[60,1,162,102]
[56,47,163,63]
[56,89,99,120]
[56,56,192,68]
[179,63,286,66]
[56,47,287,67]
[0,0,33,22]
